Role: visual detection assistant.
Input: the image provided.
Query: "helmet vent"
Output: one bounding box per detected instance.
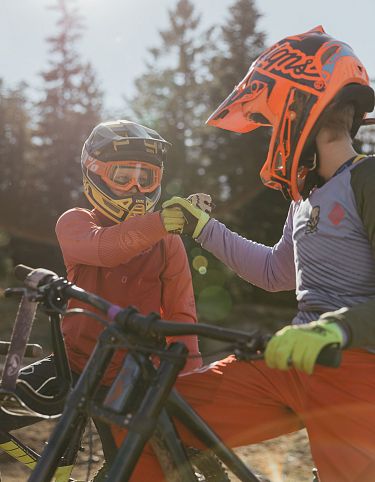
[102,197,121,213]
[247,113,270,125]
[214,108,229,120]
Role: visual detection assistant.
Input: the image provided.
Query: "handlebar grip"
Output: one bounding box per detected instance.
[0,341,10,355]
[24,344,44,358]
[0,341,43,358]
[316,344,342,368]
[14,264,34,282]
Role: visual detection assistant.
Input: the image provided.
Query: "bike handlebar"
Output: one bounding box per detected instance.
[14,265,342,368]
[115,311,342,367]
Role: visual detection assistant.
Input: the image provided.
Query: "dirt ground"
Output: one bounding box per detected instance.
[0,420,314,482]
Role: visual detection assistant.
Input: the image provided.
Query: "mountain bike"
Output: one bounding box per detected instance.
[2,266,339,481]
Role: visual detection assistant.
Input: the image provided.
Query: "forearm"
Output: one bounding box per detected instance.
[197,219,296,291]
[56,209,167,267]
[97,212,166,266]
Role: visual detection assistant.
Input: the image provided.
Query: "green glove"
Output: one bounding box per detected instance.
[162,196,210,238]
[264,321,344,375]
[160,207,185,234]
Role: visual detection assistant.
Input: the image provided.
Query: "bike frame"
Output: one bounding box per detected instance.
[28,317,262,482]
[0,425,86,482]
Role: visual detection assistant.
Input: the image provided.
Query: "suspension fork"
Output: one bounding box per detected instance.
[28,329,116,482]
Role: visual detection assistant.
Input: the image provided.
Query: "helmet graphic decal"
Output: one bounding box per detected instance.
[257,42,322,84]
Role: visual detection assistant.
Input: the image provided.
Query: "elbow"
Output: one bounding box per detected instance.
[262,275,295,292]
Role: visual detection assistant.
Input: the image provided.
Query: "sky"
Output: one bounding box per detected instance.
[1,0,374,112]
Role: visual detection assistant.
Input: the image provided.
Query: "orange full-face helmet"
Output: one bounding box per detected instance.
[207,26,374,201]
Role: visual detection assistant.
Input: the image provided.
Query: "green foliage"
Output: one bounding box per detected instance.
[0,79,34,269]
[199,0,268,220]
[130,0,208,199]
[0,230,12,277]
[128,0,293,312]
[356,124,375,155]
[0,80,31,207]
[129,0,270,214]
[30,0,103,239]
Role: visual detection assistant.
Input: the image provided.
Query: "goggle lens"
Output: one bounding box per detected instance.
[84,157,161,194]
[109,165,154,189]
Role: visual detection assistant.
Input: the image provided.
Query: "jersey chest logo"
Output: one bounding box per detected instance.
[305,205,320,234]
[328,202,345,225]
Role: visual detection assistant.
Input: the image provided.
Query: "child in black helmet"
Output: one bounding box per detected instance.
[0,120,202,474]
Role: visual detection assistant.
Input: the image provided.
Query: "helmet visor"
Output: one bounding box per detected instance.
[85,158,162,193]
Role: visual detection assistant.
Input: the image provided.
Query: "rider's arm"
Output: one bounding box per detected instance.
[56,208,167,268]
[196,204,296,292]
[161,235,202,372]
[332,157,375,347]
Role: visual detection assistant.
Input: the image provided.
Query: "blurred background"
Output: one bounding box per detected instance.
[0,0,374,345]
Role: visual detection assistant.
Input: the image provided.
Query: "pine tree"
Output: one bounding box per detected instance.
[34,0,102,232]
[129,0,207,198]
[0,81,32,231]
[201,0,269,223]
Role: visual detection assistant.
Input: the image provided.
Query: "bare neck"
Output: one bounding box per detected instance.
[316,134,358,181]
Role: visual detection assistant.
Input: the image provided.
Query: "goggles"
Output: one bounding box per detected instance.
[85,157,162,193]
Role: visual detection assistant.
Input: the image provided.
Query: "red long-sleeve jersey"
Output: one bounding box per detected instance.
[55,208,201,385]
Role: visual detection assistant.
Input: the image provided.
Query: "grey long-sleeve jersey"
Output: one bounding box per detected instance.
[197,156,375,347]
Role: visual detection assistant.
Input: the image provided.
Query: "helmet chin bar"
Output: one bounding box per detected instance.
[126,199,147,218]
[83,176,157,223]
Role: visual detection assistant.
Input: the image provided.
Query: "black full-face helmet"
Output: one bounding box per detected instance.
[81,120,170,223]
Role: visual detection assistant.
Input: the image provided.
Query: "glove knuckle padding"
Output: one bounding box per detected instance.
[162,196,209,238]
[187,193,213,214]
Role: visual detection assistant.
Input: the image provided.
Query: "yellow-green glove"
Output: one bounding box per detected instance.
[160,207,185,234]
[264,321,344,375]
[162,196,210,238]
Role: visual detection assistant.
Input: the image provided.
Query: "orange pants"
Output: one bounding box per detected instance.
[111,349,375,482]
